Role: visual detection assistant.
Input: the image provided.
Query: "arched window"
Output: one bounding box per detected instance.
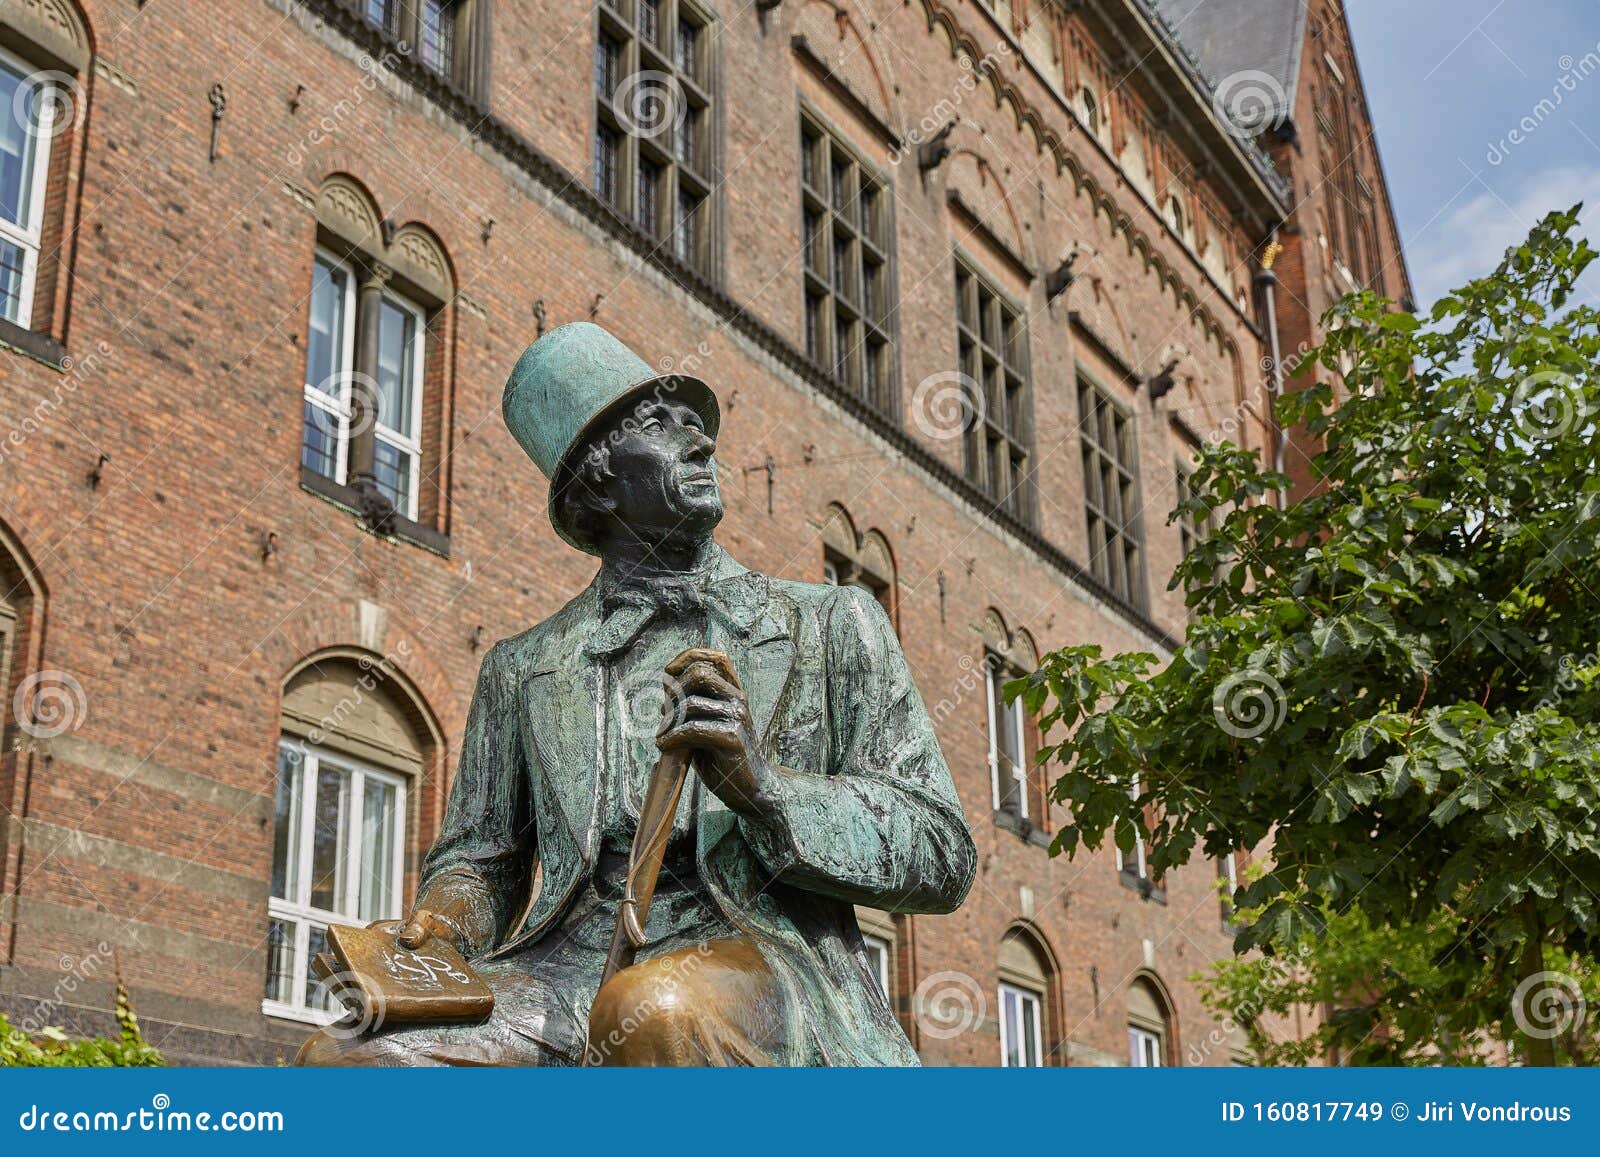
[300,176,454,547]
[1079,85,1101,140]
[1166,195,1186,240]
[264,653,437,1023]
[819,502,898,627]
[0,1,91,354]
[1128,975,1176,1066]
[998,927,1055,1067]
[982,610,1040,827]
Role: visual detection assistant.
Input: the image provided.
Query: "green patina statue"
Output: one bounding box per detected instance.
[296,323,977,1066]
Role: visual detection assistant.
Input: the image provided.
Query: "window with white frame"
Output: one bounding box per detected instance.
[1129,1023,1163,1067]
[264,739,406,1021]
[862,933,891,1001]
[986,651,1027,819]
[1116,772,1159,892]
[301,251,427,521]
[999,982,1043,1067]
[0,54,54,328]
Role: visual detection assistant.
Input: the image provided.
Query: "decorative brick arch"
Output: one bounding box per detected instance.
[257,598,464,750]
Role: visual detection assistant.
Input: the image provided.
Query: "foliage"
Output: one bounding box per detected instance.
[1015,206,1600,1064]
[0,978,164,1067]
[1194,894,1600,1066]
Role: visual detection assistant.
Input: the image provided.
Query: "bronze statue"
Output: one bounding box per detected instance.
[296,323,977,1066]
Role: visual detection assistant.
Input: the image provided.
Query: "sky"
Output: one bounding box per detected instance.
[1346,0,1600,308]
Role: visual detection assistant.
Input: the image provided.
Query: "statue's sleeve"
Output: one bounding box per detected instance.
[739,587,977,914]
[413,640,535,954]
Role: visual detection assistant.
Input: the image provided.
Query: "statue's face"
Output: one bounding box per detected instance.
[599,397,722,543]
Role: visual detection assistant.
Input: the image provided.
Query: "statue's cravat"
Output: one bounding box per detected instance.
[585,565,768,659]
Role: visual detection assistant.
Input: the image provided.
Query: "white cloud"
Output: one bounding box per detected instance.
[1404,164,1600,308]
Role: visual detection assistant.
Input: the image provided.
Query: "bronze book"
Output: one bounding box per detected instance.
[314,920,494,1030]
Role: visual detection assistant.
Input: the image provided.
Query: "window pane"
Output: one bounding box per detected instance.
[375,298,417,436]
[0,64,41,229]
[1001,988,1020,1066]
[309,761,350,914]
[675,19,699,81]
[271,745,305,902]
[594,125,621,205]
[359,777,399,921]
[595,34,621,97]
[373,438,414,517]
[0,238,25,324]
[301,400,340,479]
[674,190,701,263]
[419,0,457,78]
[306,924,334,1012]
[1022,993,1040,1065]
[637,158,661,235]
[637,0,659,44]
[305,259,348,397]
[263,917,296,1005]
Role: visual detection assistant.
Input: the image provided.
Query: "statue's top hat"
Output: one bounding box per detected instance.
[502,322,720,553]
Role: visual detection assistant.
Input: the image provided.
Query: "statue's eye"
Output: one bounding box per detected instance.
[639,417,664,434]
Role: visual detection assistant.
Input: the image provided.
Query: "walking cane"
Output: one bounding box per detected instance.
[599,744,695,990]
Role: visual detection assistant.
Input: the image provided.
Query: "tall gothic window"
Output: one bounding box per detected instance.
[594,0,715,274]
[801,112,895,414]
[955,257,1034,521]
[1079,374,1146,608]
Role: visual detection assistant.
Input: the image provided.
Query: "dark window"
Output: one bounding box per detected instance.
[800,113,896,415]
[1079,376,1146,608]
[956,259,1033,521]
[594,0,715,274]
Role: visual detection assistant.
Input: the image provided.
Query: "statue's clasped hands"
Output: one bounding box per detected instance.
[657,648,781,822]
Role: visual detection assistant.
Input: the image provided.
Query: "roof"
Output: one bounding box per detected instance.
[1147,0,1308,121]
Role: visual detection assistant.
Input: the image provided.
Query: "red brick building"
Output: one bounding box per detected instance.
[0,0,1406,1064]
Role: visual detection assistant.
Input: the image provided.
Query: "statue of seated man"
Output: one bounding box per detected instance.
[296,323,977,1066]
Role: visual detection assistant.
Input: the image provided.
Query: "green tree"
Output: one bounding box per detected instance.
[1017,206,1600,1065]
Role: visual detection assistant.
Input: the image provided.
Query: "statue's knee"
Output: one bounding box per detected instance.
[588,958,699,1063]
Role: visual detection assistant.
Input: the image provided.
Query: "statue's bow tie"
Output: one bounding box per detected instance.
[586,571,769,658]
